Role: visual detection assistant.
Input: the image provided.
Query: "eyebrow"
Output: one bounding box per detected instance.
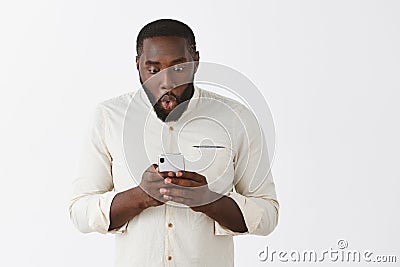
[144,57,187,66]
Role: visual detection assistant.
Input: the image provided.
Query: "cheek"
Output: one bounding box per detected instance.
[172,85,188,98]
[140,71,159,95]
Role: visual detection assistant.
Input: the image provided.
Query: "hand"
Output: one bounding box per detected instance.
[158,170,220,212]
[138,164,167,208]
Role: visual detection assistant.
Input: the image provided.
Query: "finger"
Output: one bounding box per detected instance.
[157,171,171,178]
[143,171,165,182]
[163,195,191,206]
[143,176,162,183]
[164,177,199,187]
[175,171,205,183]
[139,186,166,203]
[156,171,178,179]
[149,183,172,200]
[160,187,193,199]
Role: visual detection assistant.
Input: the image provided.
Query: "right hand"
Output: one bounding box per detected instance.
[138,164,167,208]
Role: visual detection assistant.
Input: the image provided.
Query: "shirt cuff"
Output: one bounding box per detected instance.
[89,191,128,234]
[214,192,264,236]
[105,191,130,234]
[108,221,129,234]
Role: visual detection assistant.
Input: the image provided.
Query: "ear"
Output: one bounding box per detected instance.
[193,51,200,73]
[135,55,140,70]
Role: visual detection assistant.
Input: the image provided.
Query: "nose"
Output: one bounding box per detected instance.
[159,69,175,91]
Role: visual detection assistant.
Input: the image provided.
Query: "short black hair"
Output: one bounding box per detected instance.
[136,19,196,56]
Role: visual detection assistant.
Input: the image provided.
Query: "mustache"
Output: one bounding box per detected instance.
[159,91,178,102]
[140,76,180,104]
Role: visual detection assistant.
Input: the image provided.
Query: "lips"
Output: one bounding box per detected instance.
[160,94,177,111]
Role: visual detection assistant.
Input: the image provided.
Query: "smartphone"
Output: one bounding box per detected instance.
[158,153,185,172]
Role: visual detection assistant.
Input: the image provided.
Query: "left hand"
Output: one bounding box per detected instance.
[158,170,219,212]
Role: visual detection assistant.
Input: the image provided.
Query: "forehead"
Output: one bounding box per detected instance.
[141,36,190,61]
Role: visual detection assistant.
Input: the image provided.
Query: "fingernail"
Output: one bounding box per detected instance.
[165,178,171,184]
[176,171,182,177]
[160,188,167,194]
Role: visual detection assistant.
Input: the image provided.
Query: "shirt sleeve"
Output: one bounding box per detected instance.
[214,105,279,236]
[69,103,128,234]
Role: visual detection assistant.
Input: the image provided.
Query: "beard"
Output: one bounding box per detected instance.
[140,77,195,122]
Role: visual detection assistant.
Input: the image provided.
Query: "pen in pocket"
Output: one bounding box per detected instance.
[192,145,226,149]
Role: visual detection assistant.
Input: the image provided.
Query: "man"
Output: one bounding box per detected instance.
[69,19,279,267]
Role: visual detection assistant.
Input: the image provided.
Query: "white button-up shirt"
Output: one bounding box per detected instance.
[69,85,279,267]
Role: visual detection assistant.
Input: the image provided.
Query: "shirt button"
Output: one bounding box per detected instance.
[168,223,173,228]
[169,126,174,131]
[168,256,172,261]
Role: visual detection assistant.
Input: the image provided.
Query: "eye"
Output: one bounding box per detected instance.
[173,65,185,72]
[148,67,159,74]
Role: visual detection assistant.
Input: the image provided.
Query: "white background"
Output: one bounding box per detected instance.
[1,0,399,266]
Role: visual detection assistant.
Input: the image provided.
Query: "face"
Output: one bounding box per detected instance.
[136,36,199,121]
